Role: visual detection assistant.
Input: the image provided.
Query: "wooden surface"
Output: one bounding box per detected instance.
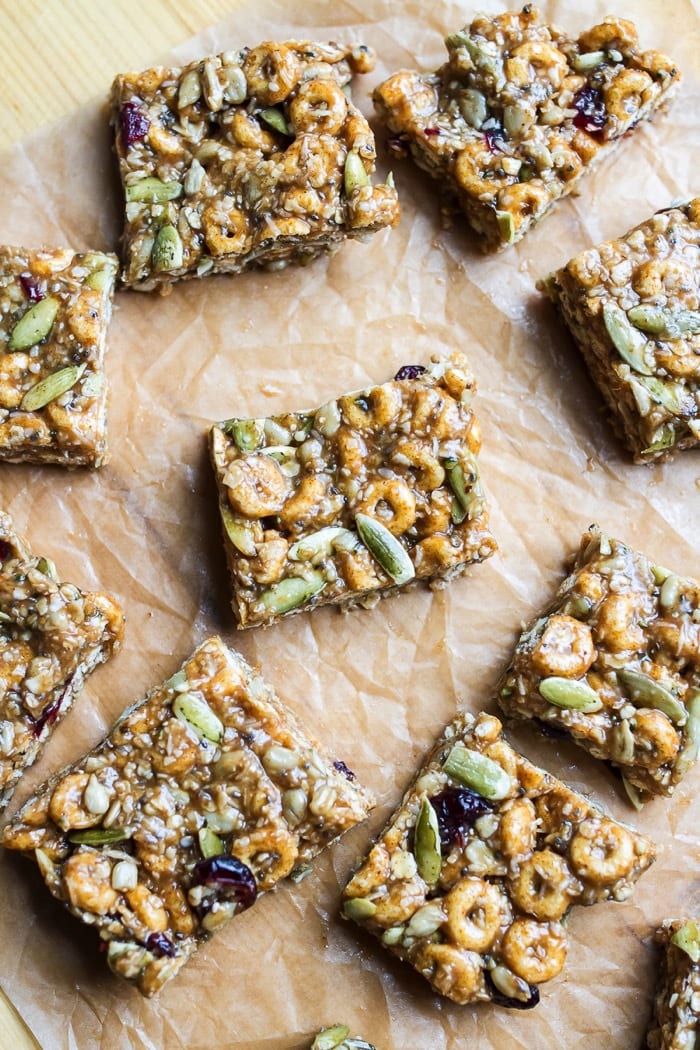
[0,3,239,1044]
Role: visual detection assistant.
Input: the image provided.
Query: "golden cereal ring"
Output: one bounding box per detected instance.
[282,186,325,217]
[655,342,700,379]
[413,534,462,574]
[391,440,445,491]
[578,18,638,53]
[336,425,368,477]
[412,941,485,1004]
[594,593,646,653]
[530,615,597,679]
[224,453,292,518]
[569,819,635,883]
[497,183,550,227]
[203,200,252,256]
[126,884,169,932]
[231,825,298,890]
[336,547,381,591]
[371,876,427,928]
[415,488,453,536]
[356,477,416,536]
[454,141,508,199]
[505,42,568,89]
[445,876,505,952]
[498,797,537,862]
[243,43,300,105]
[631,708,680,769]
[650,621,700,664]
[632,258,693,301]
[501,919,567,984]
[289,78,348,135]
[687,199,700,225]
[340,384,403,429]
[509,850,574,921]
[63,850,119,915]
[603,69,653,126]
[347,184,401,230]
[152,718,203,776]
[227,109,277,151]
[250,535,289,585]
[277,474,337,529]
[48,772,97,831]
[375,71,437,121]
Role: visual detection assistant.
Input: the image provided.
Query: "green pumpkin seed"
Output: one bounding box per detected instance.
[85,268,115,293]
[262,444,300,477]
[220,504,258,557]
[610,718,635,764]
[414,798,441,885]
[8,296,60,351]
[627,304,668,335]
[312,1026,351,1050]
[81,372,104,398]
[621,773,644,811]
[676,689,700,776]
[36,556,58,580]
[444,456,483,524]
[671,921,700,962]
[289,526,358,562]
[443,744,513,800]
[21,363,86,412]
[573,50,606,72]
[616,668,686,724]
[636,376,686,414]
[641,424,676,455]
[68,827,130,845]
[198,827,224,859]
[603,303,654,375]
[259,572,327,615]
[355,513,415,586]
[289,863,312,883]
[152,224,183,272]
[495,209,516,244]
[125,177,183,203]
[173,692,224,744]
[259,107,290,135]
[343,897,377,921]
[381,926,404,946]
[164,669,188,692]
[223,418,265,452]
[344,151,370,195]
[538,676,603,712]
[651,563,672,584]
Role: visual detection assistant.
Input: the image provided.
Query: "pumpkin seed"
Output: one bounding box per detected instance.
[355,513,415,585]
[651,563,672,584]
[173,692,224,743]
[68,827,129,845]
[444,456,483,524]
[178,69,202,108]
[414,798,441,885]
[21,363,86,412]
[85,268,114,292]
[386,171,395,189]
[198,827,224,859]
[626,304,667,335]
[343,897,377,921]
[637,376,686,414]
[36,557,57,580]
[259,107,290,135]
[381,926,404,946]
[35,847,56,881]
[224,417,265,452]
[675,309,700,334]
[344,151,370,195]
[641,424,676,455]
[616,668,687,724]
[496,209,516,244]
[573,50,606,72]
[289,863,312,883]
[621,773,644,811]
[126,177,183,203]
[314,399,342,437]
[8,296,59,350]
[603,303,654,375]
[164,669,188,692]
[312,1026,351,1050]
[660,572,684,609]
[289,526,358,562]
[671,921,700,962]
[443,744,513,800]
[220,504,258,557]
[223,64,247,104]
[610,719,635,764]
[262,444,300,477]
[676,689,700,776]
[152,224,183,272]
[538,676,603,712]
[81,372,104,398]
[459,87,487,128]
[259,572,327,614]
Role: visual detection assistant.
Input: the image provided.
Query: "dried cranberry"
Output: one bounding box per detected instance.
[483,129,503,153]
[387,135,409,157]
[394,364,427,381]
[31,678,72,738]
[19,274,43,302]
[424,127,441,137]
[0,540,11,563]
[431,787,493,849]
[572,86,607,134]
[119,102,150,146]
[191,855,257,913]
[145,931,176,958]
[333,759,356,782]
[485,971,540,1009]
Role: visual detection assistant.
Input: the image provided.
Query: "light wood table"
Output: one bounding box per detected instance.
[0,3,239,1043]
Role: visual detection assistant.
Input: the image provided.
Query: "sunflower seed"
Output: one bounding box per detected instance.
[413,797,441,885]
[222,64,247,104]
[603,304,654,374]
[573,50,606,72]
[381,926,404,946]
[459,88,487,128]
[538,676,603,712]
[152,224,183,272]
[405,900,445,938]
[111,859,139,891]
[261,444,300,477]
[259,572,327,614]
[355,513,415,585]
[610,719,635,763]
[198,827,224,859]
[343,897,377,921]
[443,744,513,800]
[344,151,370,195]
[621,773,644,811]
[173,692,224,743]
[490,965,534,1002]
[660,573,684,609]
[178,69,201,109]
[9,296,59,351]
[289,526,359,562]
[84,774,110,815]
[616,668,686,724]
[21,363,86,412]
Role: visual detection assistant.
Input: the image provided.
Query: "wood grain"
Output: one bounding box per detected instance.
[0,3,239,1044]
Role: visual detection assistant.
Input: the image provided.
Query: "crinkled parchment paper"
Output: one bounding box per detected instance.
[0,1,699,1047]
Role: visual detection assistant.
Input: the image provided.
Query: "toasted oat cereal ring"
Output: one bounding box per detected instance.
[530,615,597,679]
[224,453,292,518]
[578,17,638,53]
[48,772,98,831]
[505,42,568,89]
[226,109,277,152]
[340,385,403,429]
[356,477,416,536]
[630,709,680,769]
[391,440,445,491]
[231,825,298,889]
[445,876,505,952]
[509,850,574,921]
[569,818,635,883]
[412,941,485,1004]
[501,918,567,984]
[63,849,119,915]
[289,78,348,135]
[243,43,300,105]
[498,797,537,862]
[203,200,253,256]
[603,69,653,125]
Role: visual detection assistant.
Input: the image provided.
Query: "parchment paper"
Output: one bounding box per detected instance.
[0,1,699,1047]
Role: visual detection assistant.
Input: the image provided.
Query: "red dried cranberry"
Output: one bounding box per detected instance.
[145,931,176,958]
[19,274,43,302]
[192,855,257,912]
[0,540,11,563]
[31,678,72,737]
[333,759,356,782]
[431,787,493,849]
[119,102,150,146]
[394,364,427,381]
[424,127,441,137]
[483,129,503,153]
[572,86,607,134]
[485,971,540,1009]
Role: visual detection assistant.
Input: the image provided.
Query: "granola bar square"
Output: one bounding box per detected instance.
[110,41,399,290]
[342,711,654,1007]
[2,636,374,997]
[542,198,700,462]
[497,526,700,801]
[0,511,124,810]
[209,353,497,628]
[0,246,118,466]
[373,8,680,250]
[647,920,700,1050]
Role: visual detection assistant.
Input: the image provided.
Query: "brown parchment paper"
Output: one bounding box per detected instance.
[0,1,699,1047]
